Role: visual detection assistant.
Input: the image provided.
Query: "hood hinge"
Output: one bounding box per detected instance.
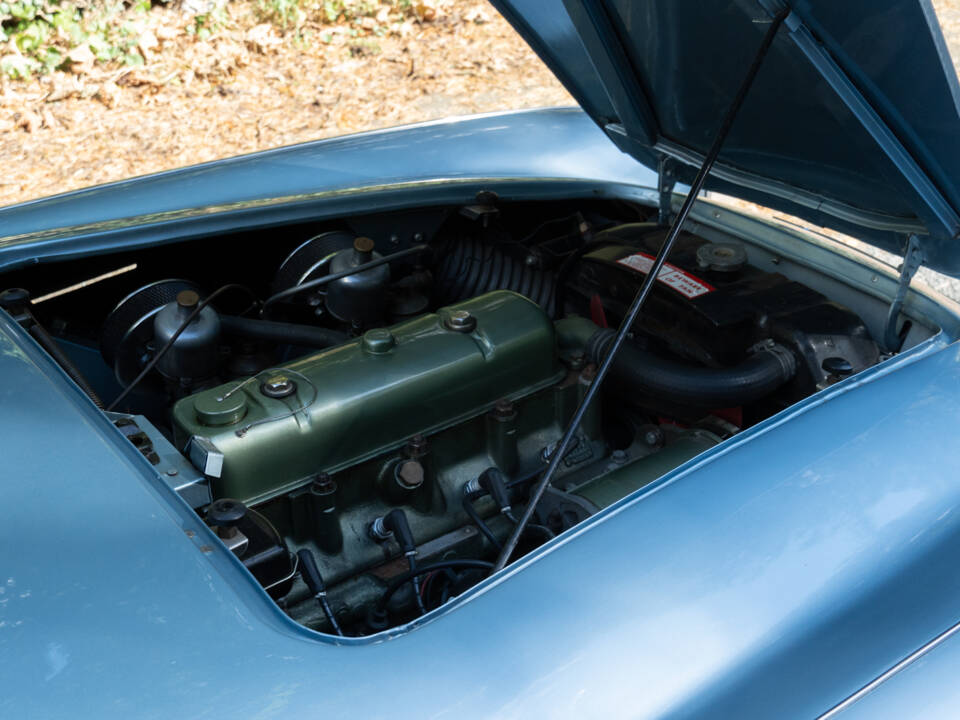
[657,155,677,225]
[883,234,925,352]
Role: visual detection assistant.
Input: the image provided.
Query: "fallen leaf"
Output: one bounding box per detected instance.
[66,44,96,75]
[96,81,120,108]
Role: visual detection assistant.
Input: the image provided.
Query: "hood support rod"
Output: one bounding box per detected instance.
[491,9,790,573]
[758,1,960,240]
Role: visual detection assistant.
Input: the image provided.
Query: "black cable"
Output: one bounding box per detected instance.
[377,559,494,612]
[105,283,259,411]
[492,8,790,574]
[462,490,502,550]
[297,549,344,636]
[408,555,427,616]
[260,244,429,314]
[501,506,555,542]
[506,466,545,489]
[553,238,613,316]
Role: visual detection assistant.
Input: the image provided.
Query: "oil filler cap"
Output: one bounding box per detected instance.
[260,375,297,398]
[194,388,247,427]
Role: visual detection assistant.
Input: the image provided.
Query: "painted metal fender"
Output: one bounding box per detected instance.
[2,274,960,717]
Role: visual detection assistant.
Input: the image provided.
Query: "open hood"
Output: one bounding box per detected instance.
[493,0,960,275]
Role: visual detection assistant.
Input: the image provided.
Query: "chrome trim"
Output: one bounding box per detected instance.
[816,617,960,719]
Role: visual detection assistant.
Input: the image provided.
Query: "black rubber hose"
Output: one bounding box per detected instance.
[28,321,105,409]
[377,559,493,612]
[434,236,558,317]
[220,315,348,349]
[587,329,797,408]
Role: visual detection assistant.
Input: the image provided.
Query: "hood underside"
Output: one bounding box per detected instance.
[494,0,960,275]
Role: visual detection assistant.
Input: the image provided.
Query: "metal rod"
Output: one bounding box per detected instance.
[491,9,789,573]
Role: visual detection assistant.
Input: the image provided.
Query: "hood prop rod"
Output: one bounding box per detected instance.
[491,8,789,573]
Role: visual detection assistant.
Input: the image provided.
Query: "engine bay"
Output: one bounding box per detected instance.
[0,196,909,636]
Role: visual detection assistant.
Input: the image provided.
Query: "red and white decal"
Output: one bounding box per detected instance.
[616,252,715,299]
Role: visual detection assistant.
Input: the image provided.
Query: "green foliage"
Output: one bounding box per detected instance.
[0,0,163,77]
[1,0,421,79]
[254,0,413,31]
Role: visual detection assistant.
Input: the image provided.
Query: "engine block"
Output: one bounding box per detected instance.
[173,291,564,504]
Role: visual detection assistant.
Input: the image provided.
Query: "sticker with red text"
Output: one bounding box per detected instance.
[616,252,715,299]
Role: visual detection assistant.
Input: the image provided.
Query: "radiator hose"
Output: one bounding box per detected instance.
[586,328,797,408]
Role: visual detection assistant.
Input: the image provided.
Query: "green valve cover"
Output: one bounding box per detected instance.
[173,291,562,504]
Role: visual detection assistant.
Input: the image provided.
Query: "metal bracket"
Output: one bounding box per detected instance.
[756,1,960,240]
[657,155,677,226]
[883,234,924,352]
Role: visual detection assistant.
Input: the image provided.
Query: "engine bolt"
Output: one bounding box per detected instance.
[565,353,586,371]
[644,428,665,447]
[580,364,597,382]
[312,472,337,495]
[395,459,425,489]
[492,398,515,419]
[405,433,428,458]
[445,310,477,333]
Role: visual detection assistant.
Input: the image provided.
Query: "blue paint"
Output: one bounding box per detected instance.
[497,0,960,270]
[2,273,960,716]
[0,109,656,270]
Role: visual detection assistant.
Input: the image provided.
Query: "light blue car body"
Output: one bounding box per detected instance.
[3,0,960,715]
[1,108,959,718]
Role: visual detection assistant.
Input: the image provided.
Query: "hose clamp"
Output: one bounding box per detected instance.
[749,339,798,378]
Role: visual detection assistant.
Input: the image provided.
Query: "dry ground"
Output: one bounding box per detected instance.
[3,1,960,298]
[0,0,572,203]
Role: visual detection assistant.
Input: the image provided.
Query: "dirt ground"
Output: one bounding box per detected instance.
[0,1,571,204]
[3,0,960,297]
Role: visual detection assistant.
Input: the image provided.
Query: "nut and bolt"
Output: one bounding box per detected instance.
[312,472,337,495]
[405,433,429,458]
[644,428,665,447]
[610,449,628,464]
[580,364,598,382]
[565,353,586,371]
[444,309,477,333]
[395,459,425,489]
[492,398,516,419]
